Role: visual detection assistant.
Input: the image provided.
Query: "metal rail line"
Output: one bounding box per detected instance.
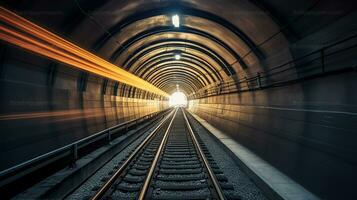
[91,108,227,200]
[0,109,169,183]
[91,109,177,200]
[182,108,226,200]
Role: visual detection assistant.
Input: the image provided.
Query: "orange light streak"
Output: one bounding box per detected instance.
[0,108,102,121]
[0,7,169,97]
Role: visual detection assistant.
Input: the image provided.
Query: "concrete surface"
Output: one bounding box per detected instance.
[189,111,320,200]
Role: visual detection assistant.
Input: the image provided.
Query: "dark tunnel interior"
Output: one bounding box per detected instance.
[0,0,356,199]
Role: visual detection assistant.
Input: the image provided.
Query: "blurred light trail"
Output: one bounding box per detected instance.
[0,108,104,121]
[0,7,169,98]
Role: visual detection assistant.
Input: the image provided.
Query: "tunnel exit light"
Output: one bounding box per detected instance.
[172,14,180,27]
[169,91,187,107]
[175,54,181,60]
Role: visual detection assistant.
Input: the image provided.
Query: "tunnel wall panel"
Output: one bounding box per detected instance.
[188,72,357,199]
[0,44,168,171]
[0,79,168,171]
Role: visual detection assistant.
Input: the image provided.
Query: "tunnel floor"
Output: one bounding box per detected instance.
[17,108,268,200]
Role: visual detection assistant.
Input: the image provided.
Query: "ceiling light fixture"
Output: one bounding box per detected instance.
[172,14,180,28]
[175,54,181,60]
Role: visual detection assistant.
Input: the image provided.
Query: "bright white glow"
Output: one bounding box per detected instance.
[169,91,187,107]
[172,14,180,27]
[175,54,181,60]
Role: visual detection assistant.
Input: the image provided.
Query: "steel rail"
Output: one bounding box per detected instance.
[90,108,177,200]
[0,109,169,184]
[182,108,226,200]
[137,108,226,200]
[137,108,178,200]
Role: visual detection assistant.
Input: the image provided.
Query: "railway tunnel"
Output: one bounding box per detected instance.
[0,0,356,199]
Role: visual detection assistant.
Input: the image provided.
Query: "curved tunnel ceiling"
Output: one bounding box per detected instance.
[2,0,293,97]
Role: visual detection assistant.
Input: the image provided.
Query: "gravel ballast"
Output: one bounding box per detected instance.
[187,113,268,200]
[66,121,162,200]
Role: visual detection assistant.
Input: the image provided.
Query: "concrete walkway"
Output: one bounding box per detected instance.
[189,111,320,200]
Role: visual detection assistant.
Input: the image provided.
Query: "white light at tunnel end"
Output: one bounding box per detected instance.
[175,54,181,60]
[172,14,180,28]
[169,91,187,107]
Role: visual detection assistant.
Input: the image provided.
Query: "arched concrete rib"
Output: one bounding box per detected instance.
[93,4,265,60]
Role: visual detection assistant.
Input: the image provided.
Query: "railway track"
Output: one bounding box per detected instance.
[89,108,239,200]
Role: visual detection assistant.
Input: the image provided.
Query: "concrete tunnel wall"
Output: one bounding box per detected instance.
[0,43,169,171]
[188,9,357,199]
[188,72,357,199]
[1,0,357,199]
